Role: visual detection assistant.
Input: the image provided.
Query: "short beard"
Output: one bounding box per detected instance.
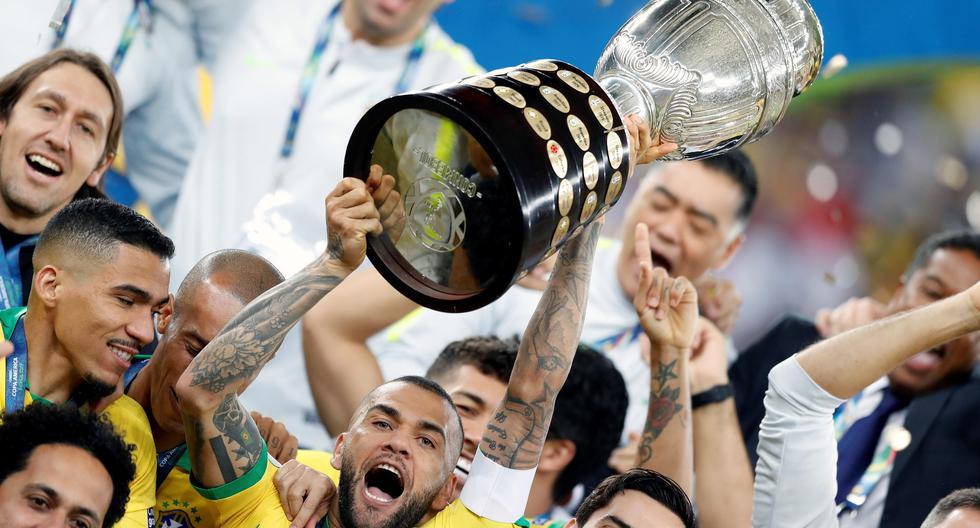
[338,454,438,528]
[74,374,117,403]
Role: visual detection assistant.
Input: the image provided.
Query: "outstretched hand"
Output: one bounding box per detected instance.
[633,223,699,350]
[324,178,383,273]
[625,114,678,166]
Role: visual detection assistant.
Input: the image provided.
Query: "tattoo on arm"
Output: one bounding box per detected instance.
[479,224,600,469]
[188,255,343,394]
[637,358,684,467]
[208,395,264,483]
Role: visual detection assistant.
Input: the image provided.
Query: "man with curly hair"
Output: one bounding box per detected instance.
[0,402,136,528]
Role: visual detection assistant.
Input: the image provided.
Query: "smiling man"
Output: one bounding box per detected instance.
[0,49,118,311]
[0,198,175,527]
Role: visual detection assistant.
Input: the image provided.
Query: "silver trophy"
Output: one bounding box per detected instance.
[595,0,823,160]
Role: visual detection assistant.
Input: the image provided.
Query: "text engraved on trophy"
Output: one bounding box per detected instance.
[605,171,623,205]
[582,152,599,190]
[412,147,481,198]
[508,70,541,86]
[552,216,570,246]
[558,179,574,216]
[462,76,496,89]
[567,115,590,151]
[526,59,559,72]
[588,96,615,130]
[404,178,467,253]
[606,131,624,170]
[524,107,552,140]
[546,140,568,178]
[493,86,527,108]
[580,191,598,223]
[557,70,590,94]
[540,86,570,113]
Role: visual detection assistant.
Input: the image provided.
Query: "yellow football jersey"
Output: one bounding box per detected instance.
[155,448,335,527]
[190,447,523,527]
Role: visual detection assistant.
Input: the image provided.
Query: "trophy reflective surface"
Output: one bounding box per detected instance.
[345,61,630,312]
[345,0,823,312]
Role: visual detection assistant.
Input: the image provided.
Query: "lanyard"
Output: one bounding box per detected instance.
[50,0,153,74]
[278,1,427,161]
[4,314,29,415]
[156,444,188,489]
[0,237,37,310]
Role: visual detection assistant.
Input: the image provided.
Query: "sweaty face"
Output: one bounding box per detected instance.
[433,365,507,488]
[52,245,170,395]
[0,63,112,224]
[348,0,444,42]
[572,490,685,528]
[333,383,459,528]
[617,162,744,299]
[150,282,243,436]
[0,444,112,528]
[887,248,980,396]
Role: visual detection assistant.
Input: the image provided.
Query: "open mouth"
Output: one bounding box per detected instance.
[108,341,136,368]
[904,346,946,373]
[364,463,404,503]
[648,248,673,274]
[25,153,64,177]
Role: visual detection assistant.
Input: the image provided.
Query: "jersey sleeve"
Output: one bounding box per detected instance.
[191,441,292,527]
[102,396,157,528]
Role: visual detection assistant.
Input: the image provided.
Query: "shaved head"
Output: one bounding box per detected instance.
[175,249,283,310]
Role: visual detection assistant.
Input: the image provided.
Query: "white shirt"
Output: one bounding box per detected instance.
[0,0,209,224]
[168,0,481,285]
[753,357,910,528]
[207,0,479,448]
[370,238,653,443]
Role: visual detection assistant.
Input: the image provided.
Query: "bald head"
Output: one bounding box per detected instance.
[175,250,283,311]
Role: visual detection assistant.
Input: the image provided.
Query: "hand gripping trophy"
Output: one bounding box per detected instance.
[344,0,823,312]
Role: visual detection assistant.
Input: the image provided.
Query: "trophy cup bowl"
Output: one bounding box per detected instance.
[344,0,823,312]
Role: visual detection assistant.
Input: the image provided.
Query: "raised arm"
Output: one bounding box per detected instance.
[478,220,601,469]
[175,177,382,488]
[630,224,698,495]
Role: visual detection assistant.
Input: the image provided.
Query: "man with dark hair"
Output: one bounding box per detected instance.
[174,170,606,526]
[738,229,980,527]
[423,337,629,523]
[0,402,136,528]
[568,469,696,528]
[751,276,980,528]
[0,49,121,310]
[1,197,174,526]
[922,489,980,528]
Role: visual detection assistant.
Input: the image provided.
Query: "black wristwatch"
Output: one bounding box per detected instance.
[691,382,734,409]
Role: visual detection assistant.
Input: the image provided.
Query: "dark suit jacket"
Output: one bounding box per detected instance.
[730,315,980,527]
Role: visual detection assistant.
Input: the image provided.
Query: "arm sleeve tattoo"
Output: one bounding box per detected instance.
[478,223,600,469]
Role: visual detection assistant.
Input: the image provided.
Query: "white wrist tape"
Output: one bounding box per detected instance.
[459,449,537,523]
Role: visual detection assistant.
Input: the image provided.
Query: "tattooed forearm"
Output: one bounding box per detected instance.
[479,223,600,469]
[188,254,344,394]
[637,353,688,469]
[197,395,264,483]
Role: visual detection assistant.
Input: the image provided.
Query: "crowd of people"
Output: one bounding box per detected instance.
[0,2,979,528]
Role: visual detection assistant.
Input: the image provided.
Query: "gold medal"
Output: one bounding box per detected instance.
[589,95,615,130]
[523,107,552,140]
[605,171,623,205]
[526,59,559,72]
[546,140,568,178]
[508,70,541,86]
[580,191,598,222]
[558,179,574,216]
[463,76,495,89]
[567,114,590,151]
[493,86,526,108]
[557,69,590,94]
[583,152,599,190]
[607,131,624,169]
[540,86,570,113]
[552,216,570,246]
